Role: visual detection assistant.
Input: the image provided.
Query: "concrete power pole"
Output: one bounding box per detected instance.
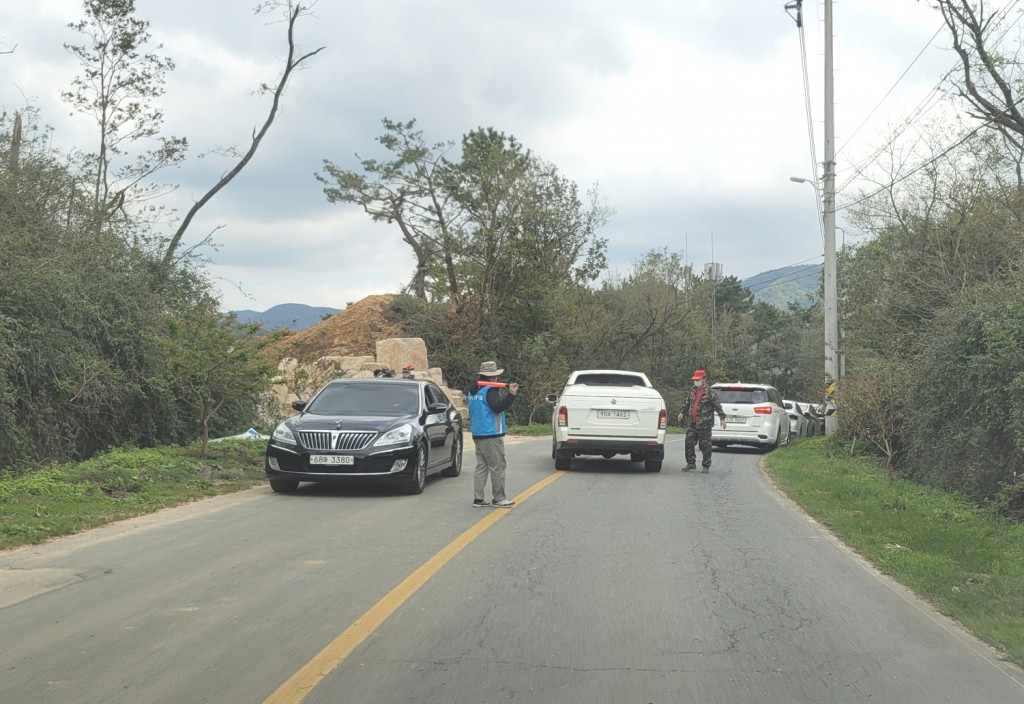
[823,0,840,434]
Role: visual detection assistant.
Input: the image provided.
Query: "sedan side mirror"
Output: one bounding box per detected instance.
[427,402,448,414]
[291,400,307,412]
[545,394,558,404]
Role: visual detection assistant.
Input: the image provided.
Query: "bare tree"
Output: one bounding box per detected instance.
[937,1,1024,146]
[159,1,324,273]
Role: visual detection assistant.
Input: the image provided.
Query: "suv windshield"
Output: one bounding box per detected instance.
[306,383,419,415]
[716,387,768,404]
[574,373,646,386]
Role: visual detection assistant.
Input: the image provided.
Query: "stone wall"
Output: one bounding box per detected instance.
[271,337,467,420]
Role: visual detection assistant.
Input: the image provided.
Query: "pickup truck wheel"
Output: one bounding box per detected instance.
[551,439,557,460]
[644,458,662,472]
[554,453,572,471]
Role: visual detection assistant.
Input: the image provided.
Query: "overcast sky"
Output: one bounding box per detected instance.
[1,0,963,311]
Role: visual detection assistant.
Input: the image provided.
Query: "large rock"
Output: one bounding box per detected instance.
[376,338,429,373]
[334,355,376,372]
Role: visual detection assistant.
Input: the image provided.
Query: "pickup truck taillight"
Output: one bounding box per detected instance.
[658,409,667,429]
[754,405,773,415]
[557,406,568,427]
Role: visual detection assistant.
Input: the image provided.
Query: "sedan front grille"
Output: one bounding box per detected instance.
[298,430,377,451]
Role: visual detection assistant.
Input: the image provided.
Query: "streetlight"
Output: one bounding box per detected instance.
[791,174,840,435]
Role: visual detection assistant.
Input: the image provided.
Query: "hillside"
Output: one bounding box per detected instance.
[742,264,821,309]
[233,303,341,332]
[262,294,405,360]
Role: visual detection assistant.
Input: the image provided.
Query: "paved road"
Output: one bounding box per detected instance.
[1,437,1022,703]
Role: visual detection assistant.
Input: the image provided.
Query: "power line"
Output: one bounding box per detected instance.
[791,0,826,247]
[746,265,824,295]
[836,123,986,212]
[743,254,824,293]
[836,0,1024,195]
[835,24,946,159]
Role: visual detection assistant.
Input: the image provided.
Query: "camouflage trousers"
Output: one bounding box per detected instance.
[684,426,713,468]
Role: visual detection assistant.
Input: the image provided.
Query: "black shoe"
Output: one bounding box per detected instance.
[683,464,696,471]
[472,499,490,507]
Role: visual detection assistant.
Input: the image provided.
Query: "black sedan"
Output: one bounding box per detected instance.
[265,378,464,495]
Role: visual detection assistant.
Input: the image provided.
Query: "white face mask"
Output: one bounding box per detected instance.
[693,380,703,387]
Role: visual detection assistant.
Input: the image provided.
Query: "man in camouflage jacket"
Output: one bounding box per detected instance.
[677,369,727,472]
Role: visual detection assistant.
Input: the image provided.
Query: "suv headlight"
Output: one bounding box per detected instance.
[271,422,297,446]
[374,424,414,447]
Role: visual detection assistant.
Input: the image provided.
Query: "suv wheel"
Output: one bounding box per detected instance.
[554,452,572,471]
[644,458,662,473]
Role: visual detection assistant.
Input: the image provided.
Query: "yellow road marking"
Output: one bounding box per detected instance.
[262,470,566,704]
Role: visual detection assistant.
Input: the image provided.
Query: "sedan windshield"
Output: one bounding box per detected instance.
[306,383,419,415]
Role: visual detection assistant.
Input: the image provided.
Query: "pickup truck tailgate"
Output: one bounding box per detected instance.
[563,388,662,438]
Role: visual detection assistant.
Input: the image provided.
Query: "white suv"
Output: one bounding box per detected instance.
[711,383,791,451]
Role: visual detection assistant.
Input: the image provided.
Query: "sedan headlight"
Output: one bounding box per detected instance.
[373,423,414,447]
[271,422,297,446]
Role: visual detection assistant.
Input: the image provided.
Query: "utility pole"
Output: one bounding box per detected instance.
[823,0,840,434]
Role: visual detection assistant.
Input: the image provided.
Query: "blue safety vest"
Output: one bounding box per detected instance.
[468,387,506,438]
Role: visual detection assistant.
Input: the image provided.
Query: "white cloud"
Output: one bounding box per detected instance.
[0,0,974,309]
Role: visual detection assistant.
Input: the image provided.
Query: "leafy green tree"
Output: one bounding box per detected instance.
[318,118,462,301]
[63,0,186,226]
[149,299,276,455]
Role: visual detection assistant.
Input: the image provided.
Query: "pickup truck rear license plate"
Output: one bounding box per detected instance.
[597,410,631,419]
[310,455,354,465]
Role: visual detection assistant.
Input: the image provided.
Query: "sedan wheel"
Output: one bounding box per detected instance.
[401,444,428,495]
[441,432,463,477]
[269,478,299,493]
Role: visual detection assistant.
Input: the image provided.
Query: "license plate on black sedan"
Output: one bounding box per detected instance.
[310,455,354,465]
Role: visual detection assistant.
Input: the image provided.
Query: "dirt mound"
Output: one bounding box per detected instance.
[264,294,405,360]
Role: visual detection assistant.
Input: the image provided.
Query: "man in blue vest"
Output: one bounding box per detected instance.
[468,361,519,507]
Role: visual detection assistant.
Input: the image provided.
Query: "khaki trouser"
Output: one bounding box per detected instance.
[473,436,507,502]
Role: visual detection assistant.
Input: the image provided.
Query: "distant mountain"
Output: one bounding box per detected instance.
[742,264,821,309]
[232,303,341,332]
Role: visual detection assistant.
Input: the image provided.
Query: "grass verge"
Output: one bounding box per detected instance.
[0,440,266,551]
[764,436,1024,668]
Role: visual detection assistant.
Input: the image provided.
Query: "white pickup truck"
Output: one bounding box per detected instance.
[546,369,667,472]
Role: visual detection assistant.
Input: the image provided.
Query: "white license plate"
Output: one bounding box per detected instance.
[597,410,630,419]
[726,415,747,424]
[310,455,354,465]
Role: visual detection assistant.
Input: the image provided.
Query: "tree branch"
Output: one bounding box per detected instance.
[159,2,323,273]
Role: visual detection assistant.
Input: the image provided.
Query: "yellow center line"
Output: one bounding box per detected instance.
[262,470,566,704]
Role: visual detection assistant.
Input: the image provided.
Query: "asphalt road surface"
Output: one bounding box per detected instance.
[2,436,1022,703]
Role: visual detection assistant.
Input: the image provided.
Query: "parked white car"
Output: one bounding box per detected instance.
[547,370,667,472]
[783,399,809,438]
[711,383,791,451]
